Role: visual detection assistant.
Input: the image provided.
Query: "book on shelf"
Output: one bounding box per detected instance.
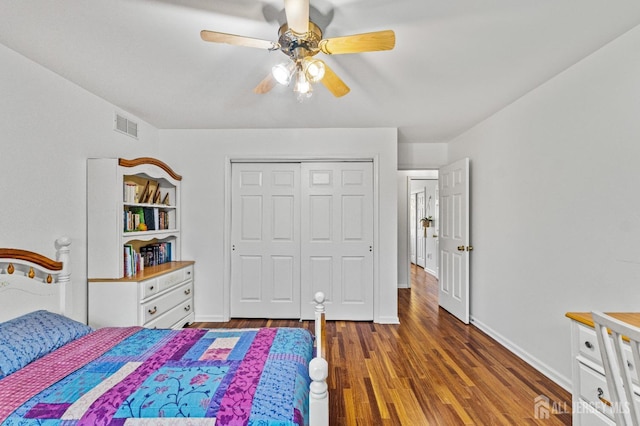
[123,244,145,278]
[123,207,146,232]
[123,244,133,277]
[143,207,156,231]
[137,241,172,268]
[153,207,159,230]
[123,181,138,203]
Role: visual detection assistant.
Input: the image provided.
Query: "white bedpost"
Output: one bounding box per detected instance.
[309,292,328,426]
[55,236,72,317]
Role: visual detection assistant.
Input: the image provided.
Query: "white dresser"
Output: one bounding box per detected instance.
[567,312,640,425]
[89,261,194,329]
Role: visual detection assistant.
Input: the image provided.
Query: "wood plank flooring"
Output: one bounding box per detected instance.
[190,264,571,425]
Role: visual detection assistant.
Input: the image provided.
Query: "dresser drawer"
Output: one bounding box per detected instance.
[140,278,159,299]
[575,405,615,426]
[578,324,602,365]
[145,298,193,329]
[142,281,192,324]
[158,265,192,292]
[578,362,614,420]
[576,323,638,381]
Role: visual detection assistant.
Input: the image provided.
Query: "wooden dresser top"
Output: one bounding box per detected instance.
[566,312,640,329]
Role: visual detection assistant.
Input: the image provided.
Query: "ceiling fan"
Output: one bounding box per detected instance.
[200,0,395,100]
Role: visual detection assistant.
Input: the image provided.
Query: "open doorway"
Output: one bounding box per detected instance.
[410,179,438,278]
[397,170,438,289]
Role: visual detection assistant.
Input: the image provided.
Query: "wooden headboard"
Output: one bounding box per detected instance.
[0,237,72,322]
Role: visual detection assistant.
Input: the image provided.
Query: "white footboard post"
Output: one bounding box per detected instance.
[310,292,328,426]
[55,236,71,316]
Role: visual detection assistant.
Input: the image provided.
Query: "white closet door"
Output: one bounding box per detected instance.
[300,162,374,320]
[230,163,301,318]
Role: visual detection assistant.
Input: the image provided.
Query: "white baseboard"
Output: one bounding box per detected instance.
[423,267,438,279]
[470,316,572,392]
[377,315,400,324]
[397,282,409,289]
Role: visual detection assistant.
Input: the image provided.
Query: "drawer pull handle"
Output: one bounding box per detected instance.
[149,285,154,291]
[148,306,157,315]
[584,341,593,349]
[187,271,191,275]
[597,387,612,407]
[184,289,191,295]
[184,305,191,312]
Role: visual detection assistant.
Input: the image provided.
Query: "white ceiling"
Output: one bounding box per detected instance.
[2,0,640,143]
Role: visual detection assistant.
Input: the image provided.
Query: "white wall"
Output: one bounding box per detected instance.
[448,25,640,388]
[0,44,160,322]
[398,143,448,170]
[158,128,399,324]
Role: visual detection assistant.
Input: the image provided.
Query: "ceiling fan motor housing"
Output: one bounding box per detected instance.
[278,21,323,60]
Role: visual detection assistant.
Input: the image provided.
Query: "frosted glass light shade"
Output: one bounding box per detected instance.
[303,59,325,83]
[272,63,293,85]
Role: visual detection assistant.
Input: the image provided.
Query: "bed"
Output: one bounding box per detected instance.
[0,237,329,425]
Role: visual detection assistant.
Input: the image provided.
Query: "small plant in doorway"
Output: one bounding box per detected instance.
[420,216,433,228]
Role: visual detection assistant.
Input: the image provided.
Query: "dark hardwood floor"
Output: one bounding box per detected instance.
[191,264,571,425]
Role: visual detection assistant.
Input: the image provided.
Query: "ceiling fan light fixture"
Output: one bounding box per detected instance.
[303,58,325,83]
[272,62,294,85]
[294,70,313,102]
[294,70,311,94]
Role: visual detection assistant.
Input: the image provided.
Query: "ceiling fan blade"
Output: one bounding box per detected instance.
[284,0,309,34]
[319,30,395,54]
[320,62,350,97]
[200,30,276,50]
[254,73,276,94]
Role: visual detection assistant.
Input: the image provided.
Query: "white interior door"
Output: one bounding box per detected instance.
[230,163,301,318]
[438,158,470,324]
[416,190,426,268]
[410,194,416,264]
[300,162,374,320]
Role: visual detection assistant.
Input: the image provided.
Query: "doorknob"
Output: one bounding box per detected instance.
[457,246,465,251]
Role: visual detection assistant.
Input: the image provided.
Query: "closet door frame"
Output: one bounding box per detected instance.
[222,155,381,322]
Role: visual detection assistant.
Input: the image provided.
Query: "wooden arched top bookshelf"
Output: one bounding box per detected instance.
[118,157,182,181]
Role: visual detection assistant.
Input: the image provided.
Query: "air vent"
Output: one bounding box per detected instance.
[114,113,138,139]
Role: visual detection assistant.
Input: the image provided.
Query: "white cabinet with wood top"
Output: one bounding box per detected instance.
[566,312,640,425]
[89,261,194,329]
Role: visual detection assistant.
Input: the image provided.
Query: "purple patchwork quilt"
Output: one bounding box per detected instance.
[0,326,314,425]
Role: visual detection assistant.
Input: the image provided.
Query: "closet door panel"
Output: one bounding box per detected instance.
[301,162,374,320]
[231,163,301,318]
